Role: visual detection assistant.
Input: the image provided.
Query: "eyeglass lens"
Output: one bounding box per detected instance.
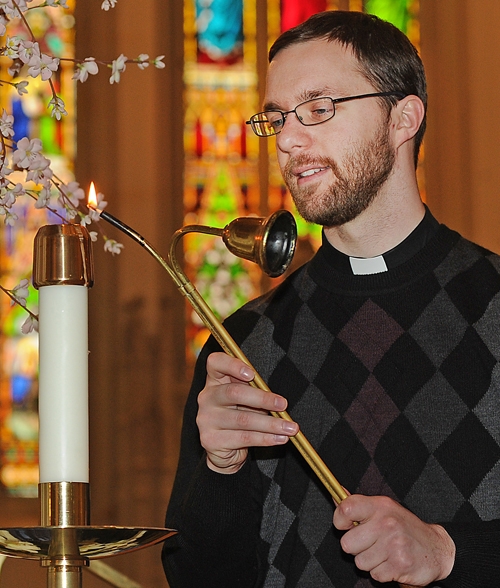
[251,97,335,137]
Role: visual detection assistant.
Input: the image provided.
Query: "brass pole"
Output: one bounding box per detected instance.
[168,228,346,504]
[40,482,90,588]
[97,209,347,504]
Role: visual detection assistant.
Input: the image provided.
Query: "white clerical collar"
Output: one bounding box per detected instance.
[349,255,388,275]
[320,206,440,275]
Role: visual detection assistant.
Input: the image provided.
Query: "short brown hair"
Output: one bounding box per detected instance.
[269,11,427,167]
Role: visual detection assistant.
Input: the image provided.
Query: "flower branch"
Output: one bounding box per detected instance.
[0,280,39,333]
[1,0,160,329]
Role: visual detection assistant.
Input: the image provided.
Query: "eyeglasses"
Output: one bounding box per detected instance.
[246,91,406,137]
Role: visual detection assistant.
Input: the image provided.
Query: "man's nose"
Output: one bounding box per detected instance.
[276,113,311,153]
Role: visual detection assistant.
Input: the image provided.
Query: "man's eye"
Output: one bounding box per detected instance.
[309,105,333,118]
[266,114,283,130]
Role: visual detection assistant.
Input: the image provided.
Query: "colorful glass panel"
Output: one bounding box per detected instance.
[365,0,419,41]
[183,0,262,361]
[0,1,76,497]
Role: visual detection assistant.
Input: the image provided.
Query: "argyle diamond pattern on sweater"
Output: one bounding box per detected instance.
[241,230,500,587]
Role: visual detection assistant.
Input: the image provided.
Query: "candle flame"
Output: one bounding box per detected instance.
[88,182,97,209]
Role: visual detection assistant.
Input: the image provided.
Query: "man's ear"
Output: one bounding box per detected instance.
[393,95,425,148]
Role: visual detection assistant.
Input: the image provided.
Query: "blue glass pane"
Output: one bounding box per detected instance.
[195,0,243,61]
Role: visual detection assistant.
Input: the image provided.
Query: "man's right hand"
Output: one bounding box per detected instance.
[196,352,299,474]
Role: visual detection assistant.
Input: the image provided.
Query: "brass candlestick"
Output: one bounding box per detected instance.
[0,225,176,587]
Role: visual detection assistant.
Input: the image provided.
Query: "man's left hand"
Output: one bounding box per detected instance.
[333,495,455,586]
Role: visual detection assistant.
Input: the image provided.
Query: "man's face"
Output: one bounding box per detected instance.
[265,39,396,227]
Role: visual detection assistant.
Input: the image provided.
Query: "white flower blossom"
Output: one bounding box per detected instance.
[0,208,18,225]
[48,95,67,120]
[104,239,123,255]
[57,182,85,220]
[0,15,7,37]
[101,0,117,10]
[137,54,149,70]
[12,137,43,169]
[11,279,30,307]
[87,191,107,222]
[21,314,39,334]
[64,205,78,221]
[28,53,60,81]
[26,154,53,183]
[73,57,99,83]
[95,191,108,210]
[55,181,85,221]
[86,208,99,222]
[14,81,29,96]
[1,0,27,16]
[18,40,40,65]
[0,157,14,181]
[89,231,98,242]
[109,54,127,84]
[35,182,52,209]
[13,182,25,197]
[0,109,14,138]
[8,58,23,77]
[0,189,15,209]
[0,163,13,187]
[0,183,25,209]
[153,55,165,69]
[59,180,85,208]
[4,37,20,59]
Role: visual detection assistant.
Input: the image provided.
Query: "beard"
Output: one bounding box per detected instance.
[282,121,396,227]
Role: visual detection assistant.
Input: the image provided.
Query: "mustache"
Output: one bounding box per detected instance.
[283,155,339,181]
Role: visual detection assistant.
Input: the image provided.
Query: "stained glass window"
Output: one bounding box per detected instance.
[0,1,76,497]
[183,0,259,360]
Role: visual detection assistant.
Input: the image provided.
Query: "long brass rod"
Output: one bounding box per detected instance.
[99,211,346,504]
[169,227,346,503]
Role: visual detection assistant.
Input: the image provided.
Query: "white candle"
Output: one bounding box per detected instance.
[38,285,89,483]
[33,224,94,484]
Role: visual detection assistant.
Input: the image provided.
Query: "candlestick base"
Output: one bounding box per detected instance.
[0,525,176,561]
[0,482,176,586]
[0,525,175,588]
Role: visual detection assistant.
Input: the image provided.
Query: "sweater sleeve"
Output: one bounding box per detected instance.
[438,520,500,587]
[161,335,263,588]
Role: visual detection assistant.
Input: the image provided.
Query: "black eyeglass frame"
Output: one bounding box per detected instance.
[246,91,407,137]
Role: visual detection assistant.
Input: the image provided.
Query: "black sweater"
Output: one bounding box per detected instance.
[163,224,500,587]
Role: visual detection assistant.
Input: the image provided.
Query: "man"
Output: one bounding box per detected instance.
[162,10,500,587]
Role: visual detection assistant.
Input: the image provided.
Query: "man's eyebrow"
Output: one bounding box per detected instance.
[263,88,338,112]
[262,100,281,111]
